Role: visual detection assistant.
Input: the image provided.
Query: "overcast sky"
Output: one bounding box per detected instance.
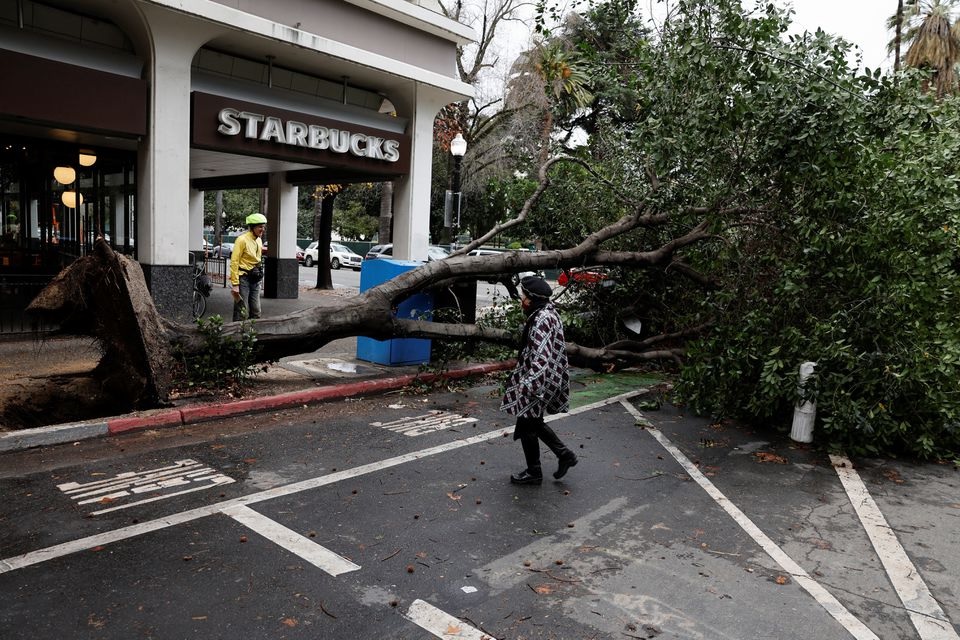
[783,0,893,71]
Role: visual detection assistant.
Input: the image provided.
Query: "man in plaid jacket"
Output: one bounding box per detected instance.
[501,276,577,485]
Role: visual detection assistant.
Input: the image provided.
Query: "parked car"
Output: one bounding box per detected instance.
[364,244,450,262]
[557,267,614,287]
[213,242,234,259]
[364,243,393,260]
[467,248,502,258]
[427,245,450,261]
[302,242,363,270]
[330,243,363,270]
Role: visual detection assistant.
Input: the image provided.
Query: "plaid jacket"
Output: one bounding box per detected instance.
[500,303,570,418]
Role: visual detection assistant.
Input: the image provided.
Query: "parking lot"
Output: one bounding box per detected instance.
[0,381,956,639]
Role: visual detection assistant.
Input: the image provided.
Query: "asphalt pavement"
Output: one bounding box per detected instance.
[0,272,958,638]
[0,380,957,639]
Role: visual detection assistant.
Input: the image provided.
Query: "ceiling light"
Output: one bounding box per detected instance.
[53,166,76,185]
[61,191,83,208]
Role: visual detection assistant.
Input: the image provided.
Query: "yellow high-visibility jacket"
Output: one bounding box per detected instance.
[229,231,262,286]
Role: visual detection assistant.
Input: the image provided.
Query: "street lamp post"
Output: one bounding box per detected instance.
[449,133,467,250]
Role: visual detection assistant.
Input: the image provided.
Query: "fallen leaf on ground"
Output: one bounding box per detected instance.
[446,624,462,634]
[533,584,556,594]
[754,452,788,464]
[775,575,789,585]
[882,469,904,484]
[446,492,462,501]
[281,618,297,627]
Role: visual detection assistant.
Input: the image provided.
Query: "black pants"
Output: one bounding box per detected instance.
[515,415,573,474]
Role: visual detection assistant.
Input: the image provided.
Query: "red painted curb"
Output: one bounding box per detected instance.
[100,362,516,432]
[108,410,184,434]
[178,361,515,426]
[179,376,414,424]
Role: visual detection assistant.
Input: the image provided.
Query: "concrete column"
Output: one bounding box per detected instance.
[188,188,204,254]
[133,5,225,319]
[391,85,449,261]
[264,172,299,299]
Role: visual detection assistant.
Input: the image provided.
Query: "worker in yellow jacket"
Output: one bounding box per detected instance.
[230,213,266,321]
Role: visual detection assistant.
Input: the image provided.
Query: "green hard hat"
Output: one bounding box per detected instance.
[245,212,267,225]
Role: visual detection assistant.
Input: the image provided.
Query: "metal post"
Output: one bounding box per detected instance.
[451,154,462,250]
[789,361,817,443]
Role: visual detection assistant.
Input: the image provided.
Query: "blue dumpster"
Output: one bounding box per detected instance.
[356,258,432,366]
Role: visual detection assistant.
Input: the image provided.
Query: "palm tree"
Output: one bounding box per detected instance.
[889,0,960,96]
[507,39,593,164]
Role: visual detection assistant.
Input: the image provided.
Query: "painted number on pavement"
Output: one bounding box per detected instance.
[57,459,235,516]
[372,411,477,436]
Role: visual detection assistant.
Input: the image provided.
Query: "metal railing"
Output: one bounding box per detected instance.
[204,256,227,287]
[0,275,59,336]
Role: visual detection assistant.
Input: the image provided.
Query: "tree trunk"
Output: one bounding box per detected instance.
[378,181,393,243]
[895,0,904,74]
[214,190,223,248]
[314,192,336,290]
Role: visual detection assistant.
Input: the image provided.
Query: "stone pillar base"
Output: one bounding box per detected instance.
[141,263,193,322]
[264,257,298,299]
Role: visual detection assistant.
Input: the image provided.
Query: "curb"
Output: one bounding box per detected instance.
[0,361,513,454]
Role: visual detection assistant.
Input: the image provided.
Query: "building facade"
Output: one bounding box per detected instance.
[0,0,472,322]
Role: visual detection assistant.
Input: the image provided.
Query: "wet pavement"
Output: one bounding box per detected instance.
[0,377,957,639]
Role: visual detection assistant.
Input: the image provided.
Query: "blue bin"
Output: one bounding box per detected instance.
[356,259,432,366]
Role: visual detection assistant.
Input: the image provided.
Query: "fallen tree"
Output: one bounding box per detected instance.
[0,155,712,429]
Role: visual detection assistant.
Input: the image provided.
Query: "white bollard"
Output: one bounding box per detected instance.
[789,361,817,443]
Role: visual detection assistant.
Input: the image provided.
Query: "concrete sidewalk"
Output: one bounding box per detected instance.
[0,284,514,452]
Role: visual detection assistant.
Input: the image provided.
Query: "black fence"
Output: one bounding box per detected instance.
[204,256,227,287]
[0,275,59,336]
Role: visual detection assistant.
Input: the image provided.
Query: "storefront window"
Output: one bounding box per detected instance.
[0,137,136,271]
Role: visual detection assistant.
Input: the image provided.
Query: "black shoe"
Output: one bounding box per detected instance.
[553,454,578,479]
[510,469,543,485]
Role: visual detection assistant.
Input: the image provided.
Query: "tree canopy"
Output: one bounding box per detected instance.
[506,0,960,458]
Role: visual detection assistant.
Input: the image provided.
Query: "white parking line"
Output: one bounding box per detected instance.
[621,401,880,640]
[222,504,360,576]
[0,388,649,575]
[404,599,492,639]
[831,454,959,640]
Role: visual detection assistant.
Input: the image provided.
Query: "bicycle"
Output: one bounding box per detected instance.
[192,255,212,319]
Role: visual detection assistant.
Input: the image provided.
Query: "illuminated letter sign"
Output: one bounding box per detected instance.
[217,107,401,163]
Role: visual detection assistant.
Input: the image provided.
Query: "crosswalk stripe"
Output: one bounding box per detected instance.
[222,504,360,576]
[404,599,492,639]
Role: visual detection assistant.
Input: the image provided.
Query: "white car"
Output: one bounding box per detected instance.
[303,241,363,270]
[363,244,450,262]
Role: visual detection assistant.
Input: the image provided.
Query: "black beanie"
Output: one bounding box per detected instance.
[520,276,552,300]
